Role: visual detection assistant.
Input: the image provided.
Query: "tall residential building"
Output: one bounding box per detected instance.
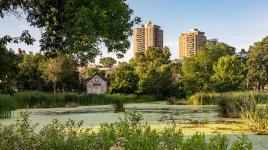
[133,21,163,53]
[179,29,206,60]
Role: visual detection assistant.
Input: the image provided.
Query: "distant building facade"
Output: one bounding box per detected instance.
[133,21,163,53]
[86,74,108,94]
[179,29,206,60]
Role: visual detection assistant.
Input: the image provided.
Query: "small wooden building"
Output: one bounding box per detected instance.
[86,74,108,94]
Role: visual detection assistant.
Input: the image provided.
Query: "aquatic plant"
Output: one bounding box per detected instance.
[189,91,268,105]
[241,105,268,132]
[218,93,256,118]
[112,99,125,112]
[0,111,253,149]
[0,95,16,118]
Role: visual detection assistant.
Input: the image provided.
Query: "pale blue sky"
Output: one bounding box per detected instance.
[1,0,268,62]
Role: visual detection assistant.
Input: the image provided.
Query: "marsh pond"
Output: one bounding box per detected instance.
[1,102,268,149]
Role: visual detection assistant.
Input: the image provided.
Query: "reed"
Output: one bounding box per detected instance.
[241,105,268,132]
[0,95,16,118]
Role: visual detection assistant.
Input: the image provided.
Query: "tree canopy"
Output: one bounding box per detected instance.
[0,0,140,64]
[211,55,244,92]
[99,57,116,68]
[246,36,268,90]
[182,40,236,96]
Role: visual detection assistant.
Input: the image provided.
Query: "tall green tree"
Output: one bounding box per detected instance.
[99,57,116,68]
[182,40,236,96]
[211,55,244,92]
[17,53,44,91]
[246,36,268,91]
[0,45,19,94]
[109,62,138,94]
[132,47,174,99]
[1,0,140,64]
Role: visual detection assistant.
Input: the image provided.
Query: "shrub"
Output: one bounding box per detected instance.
[241,105,268,132]
[112,99,125,112]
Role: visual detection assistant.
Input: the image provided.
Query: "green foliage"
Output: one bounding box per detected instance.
[189,91,268,106]
[241,105,268,132]
[0,95,16,118]
[109,62,139,94]
[0,92,156,113]
[39,54,78,93]
[99,57,116,68]
[13,91,65,108]
[211,55,244,92]
[0,111,253,149]
[189,93,221,105]
[17,53,45,91]
[132,47,182,99]
[1,0,140,64]
[0,44,19,94]
[112,100,125,112]
[246,36,268,91]
[218,93,256,118]
[182,40,236,96]
[231,135,252,150]
[87,68,106,79]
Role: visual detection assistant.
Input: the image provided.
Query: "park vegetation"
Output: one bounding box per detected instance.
[0,111,253,150]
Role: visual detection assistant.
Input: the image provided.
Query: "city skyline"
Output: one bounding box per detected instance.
[1,0,268,63]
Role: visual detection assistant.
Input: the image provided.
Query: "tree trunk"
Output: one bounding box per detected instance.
[53,81,57,93]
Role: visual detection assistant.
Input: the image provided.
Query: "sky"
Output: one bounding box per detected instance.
[1,0,268,63]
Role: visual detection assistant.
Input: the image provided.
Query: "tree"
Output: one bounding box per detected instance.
[211,55,244,92]
[99,57,116,68]
[246,36,268,90]
[0,44,19,94]
[109,62,138,94]
[39,57,64,93]
[182,40,236,96]
[1,0,140,64]
[17,53,44,91]
[131,47,174,99]
[39,54,78,93]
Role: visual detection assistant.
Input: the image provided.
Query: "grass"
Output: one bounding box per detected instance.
[241,105,268,132]
[0,91,156,118]
[0,95,16,118]
[0,111,253,150]
[189,91,268,105]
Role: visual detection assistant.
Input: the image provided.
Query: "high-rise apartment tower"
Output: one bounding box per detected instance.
[179,29,206,60]
[133,21,163,53]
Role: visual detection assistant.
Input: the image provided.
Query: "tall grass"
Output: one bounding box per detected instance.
[0,95,16,118]
[189,91,268,105]
[241,105,268,132]
[0,111,253,150]
[218,93,256,118]
[0,91,156,118]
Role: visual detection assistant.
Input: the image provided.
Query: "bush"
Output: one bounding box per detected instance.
[241,105,268,132]
[0,111,253,150]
